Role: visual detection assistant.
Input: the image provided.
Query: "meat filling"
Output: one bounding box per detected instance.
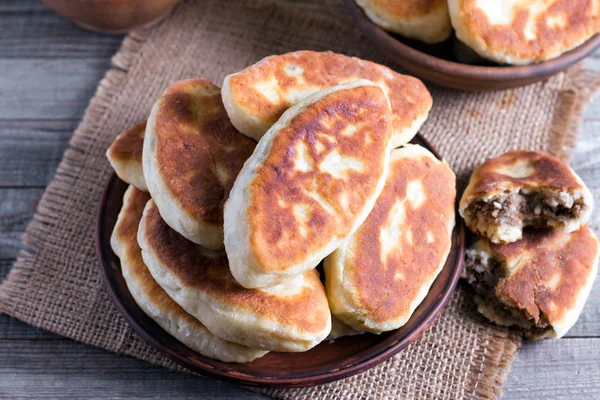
[463,248,551,337]
[468,190,584,229]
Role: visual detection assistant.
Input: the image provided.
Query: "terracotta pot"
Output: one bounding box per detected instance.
[41,0,180,34]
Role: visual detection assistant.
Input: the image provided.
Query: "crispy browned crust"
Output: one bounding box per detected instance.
[227,51,431,134]
[153,79,256,224]
[107,121,146,167]
[458,0,599,62]
[113,188,150,252]
[349,148,456,323]
[366,0,447,18]
[248,84,392,272]
[112,188,192,322]
[465,150,585,198]
[142,201,330,335]
[491,226,598,328]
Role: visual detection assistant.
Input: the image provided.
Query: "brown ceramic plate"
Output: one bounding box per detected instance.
[346,0,600,91]
[95,134,465,388]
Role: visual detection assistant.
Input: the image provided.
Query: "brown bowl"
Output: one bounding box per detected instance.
[42,0,180,34]
[95,134,465,388]
[346,0,600,91]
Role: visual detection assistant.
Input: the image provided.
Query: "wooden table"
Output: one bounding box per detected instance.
[1,1,599,398]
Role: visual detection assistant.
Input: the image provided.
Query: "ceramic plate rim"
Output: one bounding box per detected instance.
[95,134,465,388]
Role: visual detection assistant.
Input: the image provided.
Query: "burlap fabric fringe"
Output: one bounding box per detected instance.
[1,0,598,398]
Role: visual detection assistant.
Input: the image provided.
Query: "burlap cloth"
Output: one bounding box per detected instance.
[1,0,598,398]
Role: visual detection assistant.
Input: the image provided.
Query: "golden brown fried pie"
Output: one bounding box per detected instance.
[448,0,600,64]
[325,144,456,332]
[138,200,332,352]
[460,151,593,244]
[463,226,599,339]
[225,80,394,289]
[111,186,267,362]
[356,0,452,43]
[106,121,148,191]
[143,78,256,250]
[222,50,431,148]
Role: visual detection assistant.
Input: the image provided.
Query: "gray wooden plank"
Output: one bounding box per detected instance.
[563,277,600,338]
[571,121,600,189]
[0,58,111,120]
[504,338,600,400]
[572,117,600,236]
[0,188,43,260]
[582,53,600,121]
[0,258,11,275]
[0,120,74,187]
[583,98,599,121]
[0,0,50,13]
[582,91,600,122]
[0,337,598,399]
[0,315,60,340]
[0,339,267,400]
[1,234,24,261]
[0,6,122,58]
[584,53,600,80]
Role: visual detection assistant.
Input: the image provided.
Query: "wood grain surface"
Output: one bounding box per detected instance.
[0,1,598,398]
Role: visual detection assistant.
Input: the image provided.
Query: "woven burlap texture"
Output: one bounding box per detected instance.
[1,0,598,399]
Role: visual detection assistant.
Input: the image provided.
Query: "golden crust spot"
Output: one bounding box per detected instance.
[153,79,256,225]
[492,226,599,326]
[228,51,431,137]
[142,201,330,335]
[112,188,204,333]
[458,0,600,62]
[348,148,456,323]
[248,84,393,272]
[466,151,585,195]
[107,121,146,164]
